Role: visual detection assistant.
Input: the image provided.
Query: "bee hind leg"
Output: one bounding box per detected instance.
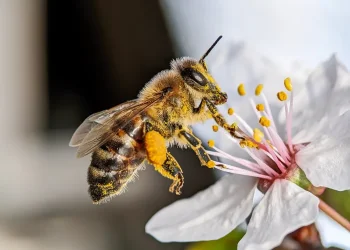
[154,152,184,195]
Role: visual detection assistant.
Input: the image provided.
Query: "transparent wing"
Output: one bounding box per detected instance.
[70,93,165,158]
[69,100,136,148]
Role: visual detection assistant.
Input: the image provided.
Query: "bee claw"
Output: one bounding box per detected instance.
[169,173,184,195]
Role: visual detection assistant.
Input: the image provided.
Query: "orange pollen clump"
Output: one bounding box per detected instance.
[144,131,167,166]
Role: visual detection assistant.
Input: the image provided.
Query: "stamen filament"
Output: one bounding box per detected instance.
[234,113,253,136]
[319,199,350,232]
[246,109,287,172]
[208,148,264,173]
[286,91,295,154]
[260,141,290,166]
[261,92,277,130]
[266,123,292,161]
[224,133,280,177]
[250,99,290,163]
[214,162,272,180]
[262,138,287,174]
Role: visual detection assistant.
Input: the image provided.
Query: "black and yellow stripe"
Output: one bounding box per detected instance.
[88,115,146,204]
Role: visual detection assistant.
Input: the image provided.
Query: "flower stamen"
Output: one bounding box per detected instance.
[277,91,288,101]
[253,128,264,143]
[256,103,265,111]
[214,162,272,180]
[212,125,219,132]
[255,84,263,96]
[259,116,271,127]
[284,77,293,91]
[228,108,234,115]
[238,83,246,96]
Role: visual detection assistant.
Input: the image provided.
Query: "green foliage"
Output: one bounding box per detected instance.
[186,229,245,250]
[322,189,350,220]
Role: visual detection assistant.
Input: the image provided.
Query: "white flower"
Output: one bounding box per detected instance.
[146,56,350,250]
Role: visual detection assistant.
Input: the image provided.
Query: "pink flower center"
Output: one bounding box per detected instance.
[207,78,300,188]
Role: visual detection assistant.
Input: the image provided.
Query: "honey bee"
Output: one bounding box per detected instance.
[70,36,242,204]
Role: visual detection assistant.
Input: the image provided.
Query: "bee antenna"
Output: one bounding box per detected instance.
[199,35,223,63]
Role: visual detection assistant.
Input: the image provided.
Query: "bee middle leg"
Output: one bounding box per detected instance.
[179,129,215,168]
[154,152,184,195]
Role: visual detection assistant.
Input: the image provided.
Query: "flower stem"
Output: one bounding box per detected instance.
[318,198,350,231]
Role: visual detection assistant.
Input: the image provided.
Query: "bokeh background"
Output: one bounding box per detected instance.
[0,1,349,250]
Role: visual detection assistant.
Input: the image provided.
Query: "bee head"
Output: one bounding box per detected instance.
[171,36,227,105]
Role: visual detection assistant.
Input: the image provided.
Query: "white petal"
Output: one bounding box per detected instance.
[280,55,350,144]
[146,175,257,242]
[316,212,350,249]
[238,179,319,250]
[296,111,350,191]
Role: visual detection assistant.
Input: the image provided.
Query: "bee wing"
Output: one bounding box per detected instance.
[69,100,137,148]
[70,92,165,158]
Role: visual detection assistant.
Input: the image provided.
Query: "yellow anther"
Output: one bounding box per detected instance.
[208,139,215,148]
[144,131,167,166]
[259,116,271,127]
[238,83,246,96]
[277,91,288,101]
[228,108,234,115]
[256,103,265,111]
[255,84,264,96]
[207,160,216,168]
[239,139,259,149]
[284,77,293,91]
[212,125,219,132]
[253,128,264,143]
[231,122,238,129]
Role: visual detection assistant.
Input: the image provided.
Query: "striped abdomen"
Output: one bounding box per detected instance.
[88,116,146,203]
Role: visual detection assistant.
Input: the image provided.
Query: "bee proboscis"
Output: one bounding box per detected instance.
[70,36,242,204]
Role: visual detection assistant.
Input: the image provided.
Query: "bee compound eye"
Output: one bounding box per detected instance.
[191,71,206,86]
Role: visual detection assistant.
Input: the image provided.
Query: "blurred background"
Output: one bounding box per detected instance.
[0,0,349,250]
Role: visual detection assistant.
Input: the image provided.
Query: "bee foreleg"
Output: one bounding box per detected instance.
[179,129,215,169]
[204,98,245,140]
[154,152,184,195]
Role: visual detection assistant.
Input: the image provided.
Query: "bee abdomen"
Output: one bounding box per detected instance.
[88,146,146,204]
